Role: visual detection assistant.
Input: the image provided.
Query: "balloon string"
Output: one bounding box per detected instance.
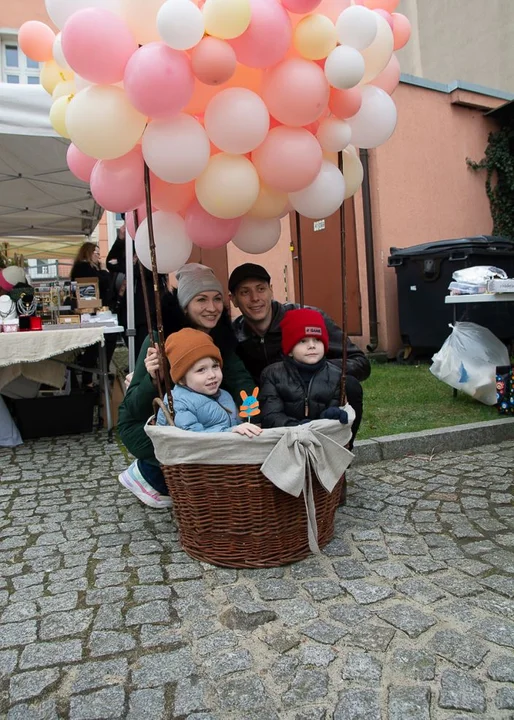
[338,151,348,407]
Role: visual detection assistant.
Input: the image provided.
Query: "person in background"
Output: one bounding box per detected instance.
[228,262,370,449]
[156,328,262,437]
[70,242,114,388]
[117,263,255,509]
[260,308,349,428]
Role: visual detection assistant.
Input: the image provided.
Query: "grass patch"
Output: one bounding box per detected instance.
[359,361,499,439]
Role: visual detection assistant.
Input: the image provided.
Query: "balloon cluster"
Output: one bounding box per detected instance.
[20,0,411,273]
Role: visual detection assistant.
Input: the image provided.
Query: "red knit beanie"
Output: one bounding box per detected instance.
[280,308,329,356]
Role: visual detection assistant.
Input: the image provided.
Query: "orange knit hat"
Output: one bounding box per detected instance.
[165,328,222,384]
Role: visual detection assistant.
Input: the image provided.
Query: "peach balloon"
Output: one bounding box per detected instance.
[252,126,323,192]
[360,0,399,11]
[316,0,351,22]
[329,87,362,119]
[230,0,292,69]
[282,0,322,11]
[249,183,289,218]
[370,53,400,95]
[19,21,55,62]
[150,173,195,214]
[120,0,165,45]
[294,14,337,61]
[195,153,260,219]
[360,13,394,84]
[191,37,237,85]
[205,88,269,154]
[262,58,329,127]
[392,13,412,51]
[232,216,282,254]
[184,63,261,114]
[67,144,97,183]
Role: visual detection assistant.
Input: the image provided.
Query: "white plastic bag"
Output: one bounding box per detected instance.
[451,266,507,284]
[430,322,509,405]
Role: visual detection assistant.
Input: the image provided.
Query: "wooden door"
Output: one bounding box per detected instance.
[290,198,362,335]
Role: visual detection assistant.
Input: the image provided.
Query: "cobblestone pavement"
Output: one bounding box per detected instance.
[0,435,513,720]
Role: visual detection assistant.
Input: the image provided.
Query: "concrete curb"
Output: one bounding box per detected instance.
[352,417,514,466]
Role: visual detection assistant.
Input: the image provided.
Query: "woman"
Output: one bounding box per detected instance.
[117,263,255,509]
[71,242,114,388]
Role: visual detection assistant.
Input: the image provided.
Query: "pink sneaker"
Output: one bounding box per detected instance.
[118,461,172,509]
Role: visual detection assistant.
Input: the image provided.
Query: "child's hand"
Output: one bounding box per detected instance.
[321,407,349,424]
[232,423,263,438]
[144,343,162,381]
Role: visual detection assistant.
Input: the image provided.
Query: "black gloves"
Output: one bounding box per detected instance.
[321,407,349,424]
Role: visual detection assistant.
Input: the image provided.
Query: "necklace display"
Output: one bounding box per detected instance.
[0,297,16,319]
[17,295,37,316]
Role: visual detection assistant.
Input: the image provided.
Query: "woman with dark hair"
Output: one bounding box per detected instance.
[117,263,255,509]
[70,242,114,388]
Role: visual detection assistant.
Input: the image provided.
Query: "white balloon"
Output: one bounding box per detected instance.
[52,33,70,70]
[45,0,122,29]
[324,45,364,90]
[135,211,193,273]
[232,217,281,254]
[142,115,210,183]
[316,118,351,153]
[336,6,377,51]
[204,88,270,154]
[289,160,345,220]
[157,0,205,51]
[346,86,397,148]
[74,74,92,92]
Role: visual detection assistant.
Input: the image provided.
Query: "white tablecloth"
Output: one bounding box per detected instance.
[0,327,105,396]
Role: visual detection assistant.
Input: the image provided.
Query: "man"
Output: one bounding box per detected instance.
[228,263,370,448]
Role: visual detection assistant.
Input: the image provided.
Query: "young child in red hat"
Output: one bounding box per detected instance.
[260,308,349,428]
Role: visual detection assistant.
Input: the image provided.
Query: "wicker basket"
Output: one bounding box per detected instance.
[162,461,345,568]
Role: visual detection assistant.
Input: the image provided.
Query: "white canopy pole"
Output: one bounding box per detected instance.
[125,230,136,372]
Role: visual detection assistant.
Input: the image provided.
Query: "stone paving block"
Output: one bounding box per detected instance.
[300,645,336,668]
[216,675,276,714]
[396,578,446,604]
[439,669,486,713]
[125,600,171,626]
[88,631,136,657]
[388,686,430,720]
[70,658,128,694]
[0,621,38,649]
[334,689,380,720]
[328,605,372,626]
[204,649,253,678]
[495,686,514,710]
[126,688,166,720]
[6,699,59,720]
[272,600,318,626]
[9,668,60,704]
[390,648,436,681]
[378,604,436,638]
[283,668,329,706]
[69,686,125,720]
[344,623,395,652]
[19,640,83,669]
[429,630,489,669]
[487,655,514,682]
[332,560,368,580]
[174,676,209,715]
[341,580,394,605]
[132,649,196,688]
[37,593,78,615]
[39,609,93,640]
[196,630,239,657]
[342,652,382,681]
[472,617,514,648]
[300,621,346,645]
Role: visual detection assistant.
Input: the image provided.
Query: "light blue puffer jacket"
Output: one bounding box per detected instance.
[156,384,241,432]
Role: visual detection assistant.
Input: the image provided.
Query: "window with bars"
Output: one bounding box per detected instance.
[1,37,40,84]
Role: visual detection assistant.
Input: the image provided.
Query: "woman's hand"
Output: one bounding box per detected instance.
[144,343,162,382]
[124,372,134,390]
[232,423,263,438]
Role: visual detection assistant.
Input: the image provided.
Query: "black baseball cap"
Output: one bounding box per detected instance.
[228,263,271,293]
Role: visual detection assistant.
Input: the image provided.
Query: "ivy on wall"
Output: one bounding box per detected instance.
[467,126,514,239]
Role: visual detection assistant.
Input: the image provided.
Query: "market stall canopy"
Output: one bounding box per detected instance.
[0,83,102,249]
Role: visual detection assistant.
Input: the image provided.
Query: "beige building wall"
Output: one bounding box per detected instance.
[397,0,514,93]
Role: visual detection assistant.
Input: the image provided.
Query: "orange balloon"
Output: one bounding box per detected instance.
[19,21,55,62]
[149,173,196,214]
[370,53,400,95]
[329,87,362,119]
[185,63,262,115]
[191,37,237,86]
[392,13,411,50]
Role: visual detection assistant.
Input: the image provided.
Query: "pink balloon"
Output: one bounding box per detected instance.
[126,203,154,238]
[67,144,97,183]
[61,8,137,84]
[19,21,55,62]
[124,43,194,119]
[185,199,241,248]
[329,87,363,119]
[262,58,329,127]
[230,0,292,69]
[150,173,196,214]
[281,0,322,12]
[252,127,323,192]
[90,148,145,213]
[191,37,237,85]
[370,53,400,95]
[392,13,411,50]
[374,9,394,29]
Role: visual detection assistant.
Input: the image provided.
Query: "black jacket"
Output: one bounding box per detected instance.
[260,357,341,428]
[233,301,371,384]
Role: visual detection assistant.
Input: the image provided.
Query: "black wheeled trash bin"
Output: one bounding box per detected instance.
[388,235,514,355]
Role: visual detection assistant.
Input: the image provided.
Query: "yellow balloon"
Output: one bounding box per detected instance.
[203,0,251,40]
[360,14,394,84]
[249,182,289,219]
[49,95,70,139]
[52,80,75,100]
[120,0,165,44]
[294,14,337,61]
[196,153,260,219]
[41,60,73,95]
[342,145,364,199]
[66,86,147,160]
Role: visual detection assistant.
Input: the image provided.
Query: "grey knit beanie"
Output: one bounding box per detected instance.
[176,263,224,310]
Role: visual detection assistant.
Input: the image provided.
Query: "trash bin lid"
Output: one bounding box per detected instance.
[389,235,514,259]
